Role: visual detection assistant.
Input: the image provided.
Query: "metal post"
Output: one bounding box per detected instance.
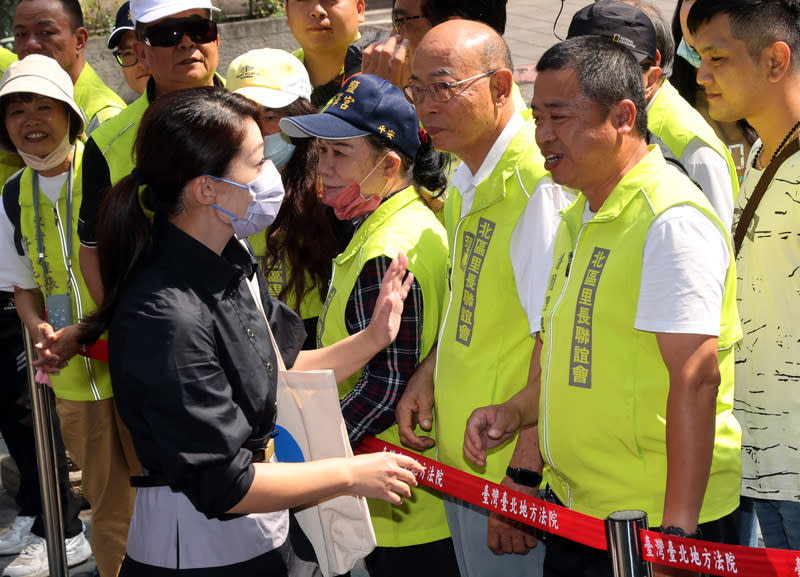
[23,325,69,577]
[605,510,652,577]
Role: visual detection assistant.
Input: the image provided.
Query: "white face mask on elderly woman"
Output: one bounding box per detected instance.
[209,160,286,238]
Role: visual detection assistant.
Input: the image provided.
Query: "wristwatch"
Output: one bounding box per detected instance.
[505,466,543,488]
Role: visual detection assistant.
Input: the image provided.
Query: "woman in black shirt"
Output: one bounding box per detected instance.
[81,87,422,576]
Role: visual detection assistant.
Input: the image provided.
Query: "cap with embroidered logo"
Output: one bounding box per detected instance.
[567,0,658,63]
[108,2,135,48]
[280,74,421,159]
[226,49,311,109]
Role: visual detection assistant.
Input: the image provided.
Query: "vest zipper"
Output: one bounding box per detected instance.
[542,221,589,508]
[53,203,101,401]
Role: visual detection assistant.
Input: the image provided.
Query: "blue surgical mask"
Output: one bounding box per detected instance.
[264,132,296,169]
[677,37,702,69]
[210,160,285,238]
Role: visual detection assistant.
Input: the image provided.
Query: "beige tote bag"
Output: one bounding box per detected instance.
[245,271,377,577]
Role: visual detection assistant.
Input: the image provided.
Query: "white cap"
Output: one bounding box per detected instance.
[130,0,219,24]
[226,49,312,109]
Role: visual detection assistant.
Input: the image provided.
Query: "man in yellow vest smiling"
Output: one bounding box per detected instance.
[566,0,738,231]
[464,35,742,577]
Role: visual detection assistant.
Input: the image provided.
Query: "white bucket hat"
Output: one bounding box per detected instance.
[0,54,85,152]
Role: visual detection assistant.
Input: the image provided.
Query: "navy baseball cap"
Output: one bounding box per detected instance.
[280,74,421,159]
[108,2,135,49]
[567,0,658,63]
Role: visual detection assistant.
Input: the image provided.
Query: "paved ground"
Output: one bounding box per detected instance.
[0,1,681,575]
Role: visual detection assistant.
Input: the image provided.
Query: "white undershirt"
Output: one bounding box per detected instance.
[512,202,729,337]
[583,203,729,336]
[510,179,576,335]
[0,200,35,291]
[38,172,68,205]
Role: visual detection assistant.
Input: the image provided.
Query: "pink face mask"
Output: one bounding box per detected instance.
[320,154,388,221]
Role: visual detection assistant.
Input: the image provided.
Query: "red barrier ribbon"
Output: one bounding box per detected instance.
[359,437,800,577]
[79,339,108,362]
[639,529,800,577]
[358,436,607,550]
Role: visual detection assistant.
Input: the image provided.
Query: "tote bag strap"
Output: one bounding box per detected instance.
[241,242,288,372]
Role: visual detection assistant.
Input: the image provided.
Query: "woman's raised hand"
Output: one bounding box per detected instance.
[366,252,414,350]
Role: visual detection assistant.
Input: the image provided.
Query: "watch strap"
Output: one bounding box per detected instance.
[505,466,542,488]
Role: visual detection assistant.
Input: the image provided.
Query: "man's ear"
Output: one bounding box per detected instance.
[491,68,513,107]
[764,40,792,83]
[74,26,88,52]
[611,99,637,135]
[356,0,366,24]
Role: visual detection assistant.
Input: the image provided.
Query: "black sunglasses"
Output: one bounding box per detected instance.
[142,18,218,47]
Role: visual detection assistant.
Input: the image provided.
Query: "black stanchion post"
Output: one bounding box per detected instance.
[605,510,652,577]
[23,325,69,577]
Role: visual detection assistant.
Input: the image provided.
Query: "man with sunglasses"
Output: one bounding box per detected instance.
[395,20,573,577]
[79,0,223,306]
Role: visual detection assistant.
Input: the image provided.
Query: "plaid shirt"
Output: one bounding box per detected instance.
[340,255,423,447]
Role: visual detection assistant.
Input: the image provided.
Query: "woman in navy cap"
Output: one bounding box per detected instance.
[281,74,458,577]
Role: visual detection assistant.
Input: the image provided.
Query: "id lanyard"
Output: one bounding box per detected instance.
[31,155,74,295]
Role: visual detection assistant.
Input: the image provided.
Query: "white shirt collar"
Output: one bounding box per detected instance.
[451,112,526,194]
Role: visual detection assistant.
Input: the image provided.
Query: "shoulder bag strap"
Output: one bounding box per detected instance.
[241,242,288,372]
[734,137,800,256]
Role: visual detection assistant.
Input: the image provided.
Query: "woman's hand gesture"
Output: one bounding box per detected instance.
[365,252,414,350]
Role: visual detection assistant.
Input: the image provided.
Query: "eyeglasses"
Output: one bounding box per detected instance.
[403,70,496,104]
[112,48,138,67]
[142,18,218,47]
[392,14,424,33]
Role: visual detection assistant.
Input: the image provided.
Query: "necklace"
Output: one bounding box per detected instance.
[752,120,800,169]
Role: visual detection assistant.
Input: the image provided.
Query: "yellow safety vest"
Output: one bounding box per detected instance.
[74,63,125,135]
[435,118,548,482]
[318,186,451,547]
[649,80,739,199]
[8,142,112,401]
[539,147,742,526]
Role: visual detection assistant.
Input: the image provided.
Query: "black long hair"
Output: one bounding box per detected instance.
[262,97,342,309]
[81,87,262,343]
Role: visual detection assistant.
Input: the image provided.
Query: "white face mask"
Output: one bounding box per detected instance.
[210,160,286,238]
[17,133,73,172]
[263,132,296,169]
